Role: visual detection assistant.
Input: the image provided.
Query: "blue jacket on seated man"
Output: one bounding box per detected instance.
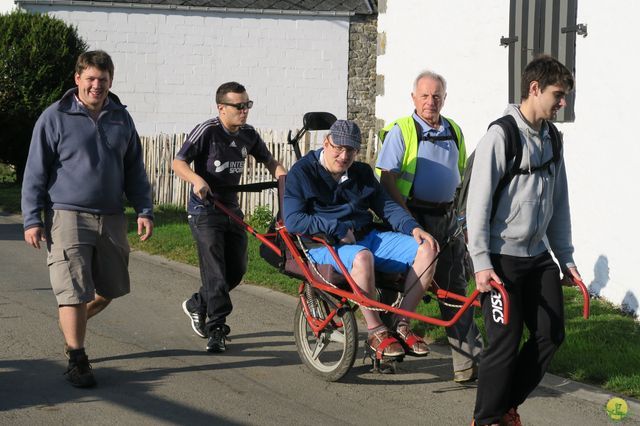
[283,149,420,241]
[282,119,439,361]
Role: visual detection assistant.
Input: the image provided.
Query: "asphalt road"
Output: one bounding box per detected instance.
[0,212,637,425]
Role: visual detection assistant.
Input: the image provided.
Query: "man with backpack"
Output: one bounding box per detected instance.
[376,70,483,383]
[467,55,582,426]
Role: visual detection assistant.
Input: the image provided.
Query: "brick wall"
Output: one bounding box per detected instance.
[24,5,350,137]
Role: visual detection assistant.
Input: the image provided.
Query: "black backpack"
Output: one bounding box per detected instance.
[456,114,562,222]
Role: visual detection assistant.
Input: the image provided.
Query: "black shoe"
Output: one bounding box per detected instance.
[64,355,96,388]
[206,325,230,353]
[182,300,207,338]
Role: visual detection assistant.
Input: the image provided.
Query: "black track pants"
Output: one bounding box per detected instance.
[187,207,248,332]
[473,251,564,425]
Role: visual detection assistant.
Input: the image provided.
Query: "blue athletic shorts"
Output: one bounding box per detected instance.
[308,229,418,275]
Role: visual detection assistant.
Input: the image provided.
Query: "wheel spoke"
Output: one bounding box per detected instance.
[327,328,345,344]
[311,334,329,360]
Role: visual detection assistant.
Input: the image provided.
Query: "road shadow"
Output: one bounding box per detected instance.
[0,358,242,425]
[0,222,25,241]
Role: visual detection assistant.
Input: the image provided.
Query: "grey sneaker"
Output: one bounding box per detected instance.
[64,354,96,388]
[453,365,478,383]
[206,325,230,353]
[182,300,207,338]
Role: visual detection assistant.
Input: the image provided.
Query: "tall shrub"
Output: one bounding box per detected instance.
[0,11,87,182]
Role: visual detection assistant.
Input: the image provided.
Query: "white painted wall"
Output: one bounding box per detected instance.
[377,1,509,148]
[377,0,640,316]
[20,4,350,136]
[0,0,16,13]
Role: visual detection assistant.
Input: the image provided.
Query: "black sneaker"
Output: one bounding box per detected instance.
[182,300,207,338]
[64,355,96,388]
[206,325,230,353]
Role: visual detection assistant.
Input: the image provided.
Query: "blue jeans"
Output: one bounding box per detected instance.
[187,207,247,330]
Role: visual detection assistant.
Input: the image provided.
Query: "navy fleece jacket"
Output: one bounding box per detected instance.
[21,88,153,230]
[284,149,420,239]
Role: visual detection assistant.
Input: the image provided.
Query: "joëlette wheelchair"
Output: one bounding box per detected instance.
[211,112,590,382]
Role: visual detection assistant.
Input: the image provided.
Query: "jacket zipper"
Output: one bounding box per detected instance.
[527,134,547,254]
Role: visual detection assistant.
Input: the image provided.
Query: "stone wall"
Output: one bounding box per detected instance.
[347,14,378,143]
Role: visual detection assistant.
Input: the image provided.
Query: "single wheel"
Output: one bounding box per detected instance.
[293,285,358,382]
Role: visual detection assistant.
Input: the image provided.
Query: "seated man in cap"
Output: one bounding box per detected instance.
[284,119,439,359]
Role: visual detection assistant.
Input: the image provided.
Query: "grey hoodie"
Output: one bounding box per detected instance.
[467,104,575,273]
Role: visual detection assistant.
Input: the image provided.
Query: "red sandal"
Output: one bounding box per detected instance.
[395,324,430,357]
[367,328,404,359]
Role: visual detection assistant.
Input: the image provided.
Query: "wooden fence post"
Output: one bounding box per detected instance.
[140,127,367,217]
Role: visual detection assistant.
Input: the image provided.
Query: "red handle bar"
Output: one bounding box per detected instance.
[571,277,590,319]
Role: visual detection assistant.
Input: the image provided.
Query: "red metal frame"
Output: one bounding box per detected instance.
[214,200,510,329]
[277,223,510,328]
[213,199,589,335]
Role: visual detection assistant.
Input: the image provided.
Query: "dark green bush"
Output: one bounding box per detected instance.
[0,162,16,183]
[247,205,274,233]
[0,11,87,182]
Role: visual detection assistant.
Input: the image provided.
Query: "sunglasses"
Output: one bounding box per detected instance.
[220,100,254,110]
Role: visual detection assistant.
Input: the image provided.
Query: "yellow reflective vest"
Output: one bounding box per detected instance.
[377,115,467,200]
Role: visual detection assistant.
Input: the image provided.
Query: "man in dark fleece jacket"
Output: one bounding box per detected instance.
[284,120,439,360]
[21,50,153,388]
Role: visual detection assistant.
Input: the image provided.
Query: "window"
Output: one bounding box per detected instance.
[501,0,585,122]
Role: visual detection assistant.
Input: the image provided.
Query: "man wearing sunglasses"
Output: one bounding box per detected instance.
[284,120,439,360]
[172,81,286,353]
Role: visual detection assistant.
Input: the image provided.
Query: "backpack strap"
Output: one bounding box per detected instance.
[546,120,563,163]
[413,117,460,149]
[487,116,564,220]
[442,117,460,150]
[512,120,564,175]
[488,115,521,220]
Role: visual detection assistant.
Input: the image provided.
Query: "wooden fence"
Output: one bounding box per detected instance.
[140,128,379,216]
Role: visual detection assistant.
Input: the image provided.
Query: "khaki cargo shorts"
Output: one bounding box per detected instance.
[45,210,131,305]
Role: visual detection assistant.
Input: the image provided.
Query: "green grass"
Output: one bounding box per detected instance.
[124,205,300,295]
[2,184,639,398]
[125,205,198,266]
[552,288,640,397]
